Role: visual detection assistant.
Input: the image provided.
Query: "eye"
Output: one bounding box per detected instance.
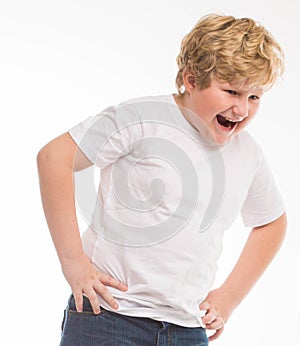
[225,90,237,95]
[249,95,260,101]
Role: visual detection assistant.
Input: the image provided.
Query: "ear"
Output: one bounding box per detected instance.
[182,69,197,93]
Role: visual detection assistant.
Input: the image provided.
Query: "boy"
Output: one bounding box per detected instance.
[37,14,287,345]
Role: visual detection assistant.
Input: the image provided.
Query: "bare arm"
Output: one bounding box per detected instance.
[37,132,127,313]
[200,213,287,341]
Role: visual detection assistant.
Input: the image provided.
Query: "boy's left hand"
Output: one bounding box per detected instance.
[199,288,231,341]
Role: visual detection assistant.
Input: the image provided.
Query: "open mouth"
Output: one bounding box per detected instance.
[216,114,240,130]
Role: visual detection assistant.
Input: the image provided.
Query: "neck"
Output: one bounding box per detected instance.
[173,92,198,130]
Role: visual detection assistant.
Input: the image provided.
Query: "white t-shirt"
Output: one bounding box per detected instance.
[69,94,285,327]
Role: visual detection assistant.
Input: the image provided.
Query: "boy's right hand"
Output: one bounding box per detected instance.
[61,253,128,314]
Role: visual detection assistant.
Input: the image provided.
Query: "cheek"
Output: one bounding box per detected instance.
[250,103,260,116]
[196,101,219,120]
[192,103,212,122]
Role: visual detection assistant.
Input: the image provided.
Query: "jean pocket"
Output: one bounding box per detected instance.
[68,294,106,316]
[61,309,67,332]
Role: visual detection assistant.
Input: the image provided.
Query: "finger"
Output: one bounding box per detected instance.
[199,300,210,311]
[84,291,101,314]
[208,326,224,341]
[205,317,224,331]
[202,311,217,325]
[93,281,119,310]
[98,273,128,291]
[73,290,83,312]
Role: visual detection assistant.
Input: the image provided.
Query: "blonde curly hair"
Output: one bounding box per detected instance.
[176,14,284,93]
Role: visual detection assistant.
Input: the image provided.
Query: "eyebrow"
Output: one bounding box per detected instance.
[227,83,264,94]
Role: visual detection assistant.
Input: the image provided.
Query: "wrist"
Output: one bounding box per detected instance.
[59,248,87,267]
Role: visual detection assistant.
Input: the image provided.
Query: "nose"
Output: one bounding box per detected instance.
[232,97,249,119]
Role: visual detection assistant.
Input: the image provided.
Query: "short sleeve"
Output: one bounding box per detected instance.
[68,104,143,168]
[241,150,285,228]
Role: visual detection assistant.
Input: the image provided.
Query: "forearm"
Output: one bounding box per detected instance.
[220,213,287,315]
[37,142,85,265]
[202,212,287,338]
[37,134,128,313]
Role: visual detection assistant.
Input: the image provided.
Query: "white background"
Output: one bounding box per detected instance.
[1,0,299,345]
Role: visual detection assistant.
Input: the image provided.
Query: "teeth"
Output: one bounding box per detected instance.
[224,116,239,123]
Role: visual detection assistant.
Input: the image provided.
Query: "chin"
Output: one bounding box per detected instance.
[209,131,230,145]
[214,136,230,145]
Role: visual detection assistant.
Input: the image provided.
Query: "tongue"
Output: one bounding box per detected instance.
[217,114,233,128]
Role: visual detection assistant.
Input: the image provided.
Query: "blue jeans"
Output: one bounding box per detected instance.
[60,295,208,346]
